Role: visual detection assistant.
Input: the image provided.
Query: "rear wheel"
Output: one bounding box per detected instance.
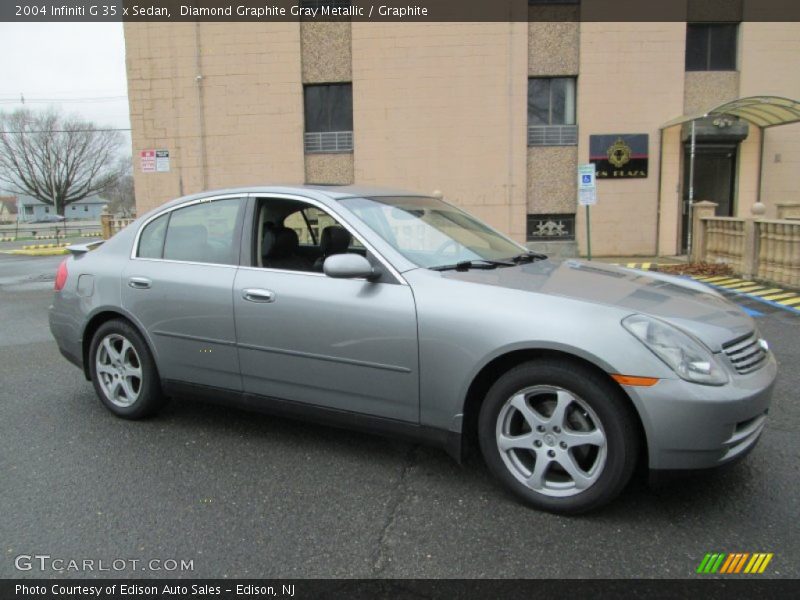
[89,319,165,419]
[478,359,639,514]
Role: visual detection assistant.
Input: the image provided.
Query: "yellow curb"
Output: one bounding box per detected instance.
[716,281,756,289]
[697,276,731,282]
[708,278,742,286]
[733,286,766,293]
[776,296,800,306]
[746,288,784,297]
[21,243,70,249]
[762,292,798,301]
[9,247,69,256]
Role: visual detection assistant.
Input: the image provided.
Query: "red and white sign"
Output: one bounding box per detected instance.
[140,149,156,173]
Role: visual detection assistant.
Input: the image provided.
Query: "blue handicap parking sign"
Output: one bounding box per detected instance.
[582,174,592,184]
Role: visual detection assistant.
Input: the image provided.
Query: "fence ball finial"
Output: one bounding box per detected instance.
[751,201,766,217]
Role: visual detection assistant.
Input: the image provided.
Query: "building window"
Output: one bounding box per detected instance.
[528,77,577,146]
[527,213,576,242]
[686,23,738,71]
[304,83,353,153]
[24,206,33,215]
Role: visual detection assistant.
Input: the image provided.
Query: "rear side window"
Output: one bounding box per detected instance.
[137,213,168,258]
[162,198,242,265]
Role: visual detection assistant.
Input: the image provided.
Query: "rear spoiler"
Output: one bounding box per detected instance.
[66,240,104,256]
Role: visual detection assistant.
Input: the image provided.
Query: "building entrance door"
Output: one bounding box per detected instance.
[682,144,737,253]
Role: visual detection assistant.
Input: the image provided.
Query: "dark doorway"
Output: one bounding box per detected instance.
[682,144,737,253]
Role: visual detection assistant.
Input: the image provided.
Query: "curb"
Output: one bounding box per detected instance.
[615,263,800,316]
[692,275,800,314]
[21,243,71,250]
[6,247,70,256]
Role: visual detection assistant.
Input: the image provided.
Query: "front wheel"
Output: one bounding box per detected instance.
[89,319,165,419]
[478,360,639,514]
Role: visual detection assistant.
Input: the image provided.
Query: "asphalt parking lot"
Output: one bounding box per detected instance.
[1,253,798,579]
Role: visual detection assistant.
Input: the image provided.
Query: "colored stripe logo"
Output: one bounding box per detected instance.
[697,552,773,574]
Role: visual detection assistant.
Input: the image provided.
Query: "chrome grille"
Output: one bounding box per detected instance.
[722,332,768,375]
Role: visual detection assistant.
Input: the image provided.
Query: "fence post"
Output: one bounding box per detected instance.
[744,201,766,280]
[100,205,112,240]
[691,201,717,263]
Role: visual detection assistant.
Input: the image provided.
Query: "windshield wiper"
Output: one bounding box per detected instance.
[508,251,548,264]
[430,259,516,272]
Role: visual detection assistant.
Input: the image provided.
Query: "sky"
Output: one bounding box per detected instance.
[0,23,130,130]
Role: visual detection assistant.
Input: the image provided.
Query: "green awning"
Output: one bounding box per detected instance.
[662,96,800,129]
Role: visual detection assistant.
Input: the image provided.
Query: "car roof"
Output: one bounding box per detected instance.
[156,185,431,211]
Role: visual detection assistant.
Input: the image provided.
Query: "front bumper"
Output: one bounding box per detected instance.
[625,353,777,470]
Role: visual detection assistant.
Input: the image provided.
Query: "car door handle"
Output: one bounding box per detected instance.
[242,288,275,303]
[128,277,152,290]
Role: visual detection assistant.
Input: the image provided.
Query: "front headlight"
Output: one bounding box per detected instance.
[622,314,728,385]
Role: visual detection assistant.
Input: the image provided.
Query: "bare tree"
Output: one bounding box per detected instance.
[0,108,124,215]
[103,156,136,217]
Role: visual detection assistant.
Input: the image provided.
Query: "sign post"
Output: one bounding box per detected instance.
[578,163,597,261]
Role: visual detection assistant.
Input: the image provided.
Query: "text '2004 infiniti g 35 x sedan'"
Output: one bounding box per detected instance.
[49,186,777,513]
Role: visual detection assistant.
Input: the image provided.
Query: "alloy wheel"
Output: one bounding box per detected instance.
[95,333,143,408]
[495,385,607,497]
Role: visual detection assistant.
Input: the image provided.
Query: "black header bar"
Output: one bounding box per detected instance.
[3,0,800,23]
[3,579,800,600]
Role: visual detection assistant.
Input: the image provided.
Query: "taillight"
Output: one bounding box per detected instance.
[54,259,68,291]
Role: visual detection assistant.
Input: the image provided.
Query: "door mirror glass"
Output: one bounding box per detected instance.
[323,254,378,280]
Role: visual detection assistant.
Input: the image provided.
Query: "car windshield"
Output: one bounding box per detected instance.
[339,195,527,268]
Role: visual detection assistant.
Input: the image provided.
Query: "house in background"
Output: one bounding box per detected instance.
[17,195,107,222]
[0,196,18,223]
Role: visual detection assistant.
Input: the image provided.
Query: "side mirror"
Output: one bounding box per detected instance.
[323,254,380,281]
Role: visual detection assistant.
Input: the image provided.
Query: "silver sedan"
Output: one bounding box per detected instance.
[49,186,777,513]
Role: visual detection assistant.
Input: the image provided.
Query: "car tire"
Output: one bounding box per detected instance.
[89,319,165,419]
[478,359,639,514]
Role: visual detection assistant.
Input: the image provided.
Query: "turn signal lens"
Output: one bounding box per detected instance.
[611,374,659,387]
[54,259,68,291]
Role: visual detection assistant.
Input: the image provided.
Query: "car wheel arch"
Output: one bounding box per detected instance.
[458,347,648,467]
[81,309,159,382]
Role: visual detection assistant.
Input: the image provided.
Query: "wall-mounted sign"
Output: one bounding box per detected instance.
[155,150,170,172]
[589,134,649,178]
[140,149,170,173]
[140,149,156,173]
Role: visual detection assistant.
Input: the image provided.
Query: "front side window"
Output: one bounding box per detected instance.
[528,77,576,126]
[686,23,738,71]
[255,199,364,272]
[138,198,243,265]
[339,196,525,268]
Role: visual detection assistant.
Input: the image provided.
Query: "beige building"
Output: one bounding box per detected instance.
[124,3,800,257]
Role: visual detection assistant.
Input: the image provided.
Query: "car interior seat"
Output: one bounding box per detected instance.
[313,225,352,271]
[262,225,313,271]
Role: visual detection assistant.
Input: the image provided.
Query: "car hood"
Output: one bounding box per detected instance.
[439,259,753,352]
